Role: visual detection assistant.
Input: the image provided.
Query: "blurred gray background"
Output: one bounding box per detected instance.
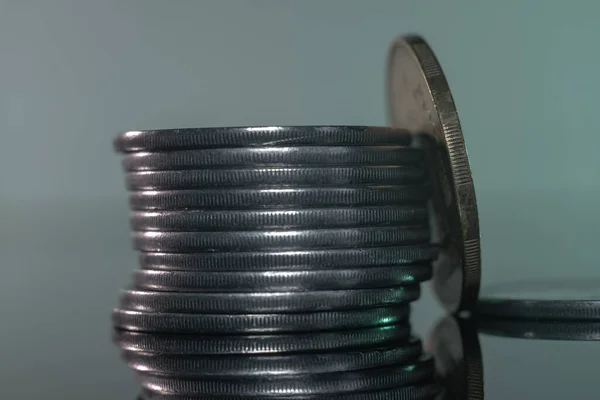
[1,0,598,398]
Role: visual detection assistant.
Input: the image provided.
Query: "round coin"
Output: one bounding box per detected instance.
[125,166,427,190]
[139,383,441,400]
[121,146,425,170]
[122,337,423,376]
[131,225,430,252]
[131,266,432,292]
[477,318,600,341]
[135,356,435,396]
[112,324,412,354]
[120,287,421,313]
[113,126,415,152]
[387,34,481,313]
[137,245,438,271]
[128,185,432,210]
[112,306,409,333]
[130,206,428,231]
[476,278,600,321]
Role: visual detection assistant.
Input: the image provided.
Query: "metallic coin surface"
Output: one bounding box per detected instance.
[132,266,432,292]
[387,34,481,313]
[112,305,410,333]
[131,225,430,252]
[113,126,415,152]
[125,166,427,190]
[121,146,425,170]
[135,356,435,395]
[129,185,432,210]
[112,325,412,354]
[122,337,423,376]
[130,206,428,231]
[477,318,600,341]
[137,245,438,271]
[139,384,440,400]
[477,278,600,321]
[120,286,421,313]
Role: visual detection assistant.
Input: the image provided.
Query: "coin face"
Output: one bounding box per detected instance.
[387,35,481,313]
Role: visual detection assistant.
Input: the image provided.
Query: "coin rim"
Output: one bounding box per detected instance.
[386,34,481,313]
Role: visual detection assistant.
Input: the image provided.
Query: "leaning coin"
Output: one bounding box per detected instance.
[119,287,421,313]
[387,34,481,313]
[129,185,432,210]
[112,324,412,354]
[131,266,432,292]
[135,356,435,396]
[130,206,428,231]
[121,337,423,376]
[113,126,415,152]
[121,146,425,170]
[131,225,430,252]
[137,245,438,271]
[125,166,427,190]
[112,306,409,333]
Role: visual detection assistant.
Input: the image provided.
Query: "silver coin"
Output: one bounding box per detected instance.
[111,306,409,334]
[112,325,412,354]
[121,146,425,171]
[119,286,421,313]
[121,337,423,376]
[387,34,481,313]
[135,356,435,395]
[131,225,430,252]
[130,206,428,231]
[131,266,432,292]
[137,245,438,271]
[125,166,427,190]
[128,185,432,210]
[113,126,415,152]
[138,384,441,400]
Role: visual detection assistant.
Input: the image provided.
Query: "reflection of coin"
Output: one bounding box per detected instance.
[426,316,483,400]
[387,34,481,313]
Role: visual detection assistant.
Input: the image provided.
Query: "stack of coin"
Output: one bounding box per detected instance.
[112,126,441,399]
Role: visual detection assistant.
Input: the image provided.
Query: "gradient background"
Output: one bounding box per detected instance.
[1,1,598,398]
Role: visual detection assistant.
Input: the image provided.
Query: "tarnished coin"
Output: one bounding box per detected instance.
[387,34,481,313]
